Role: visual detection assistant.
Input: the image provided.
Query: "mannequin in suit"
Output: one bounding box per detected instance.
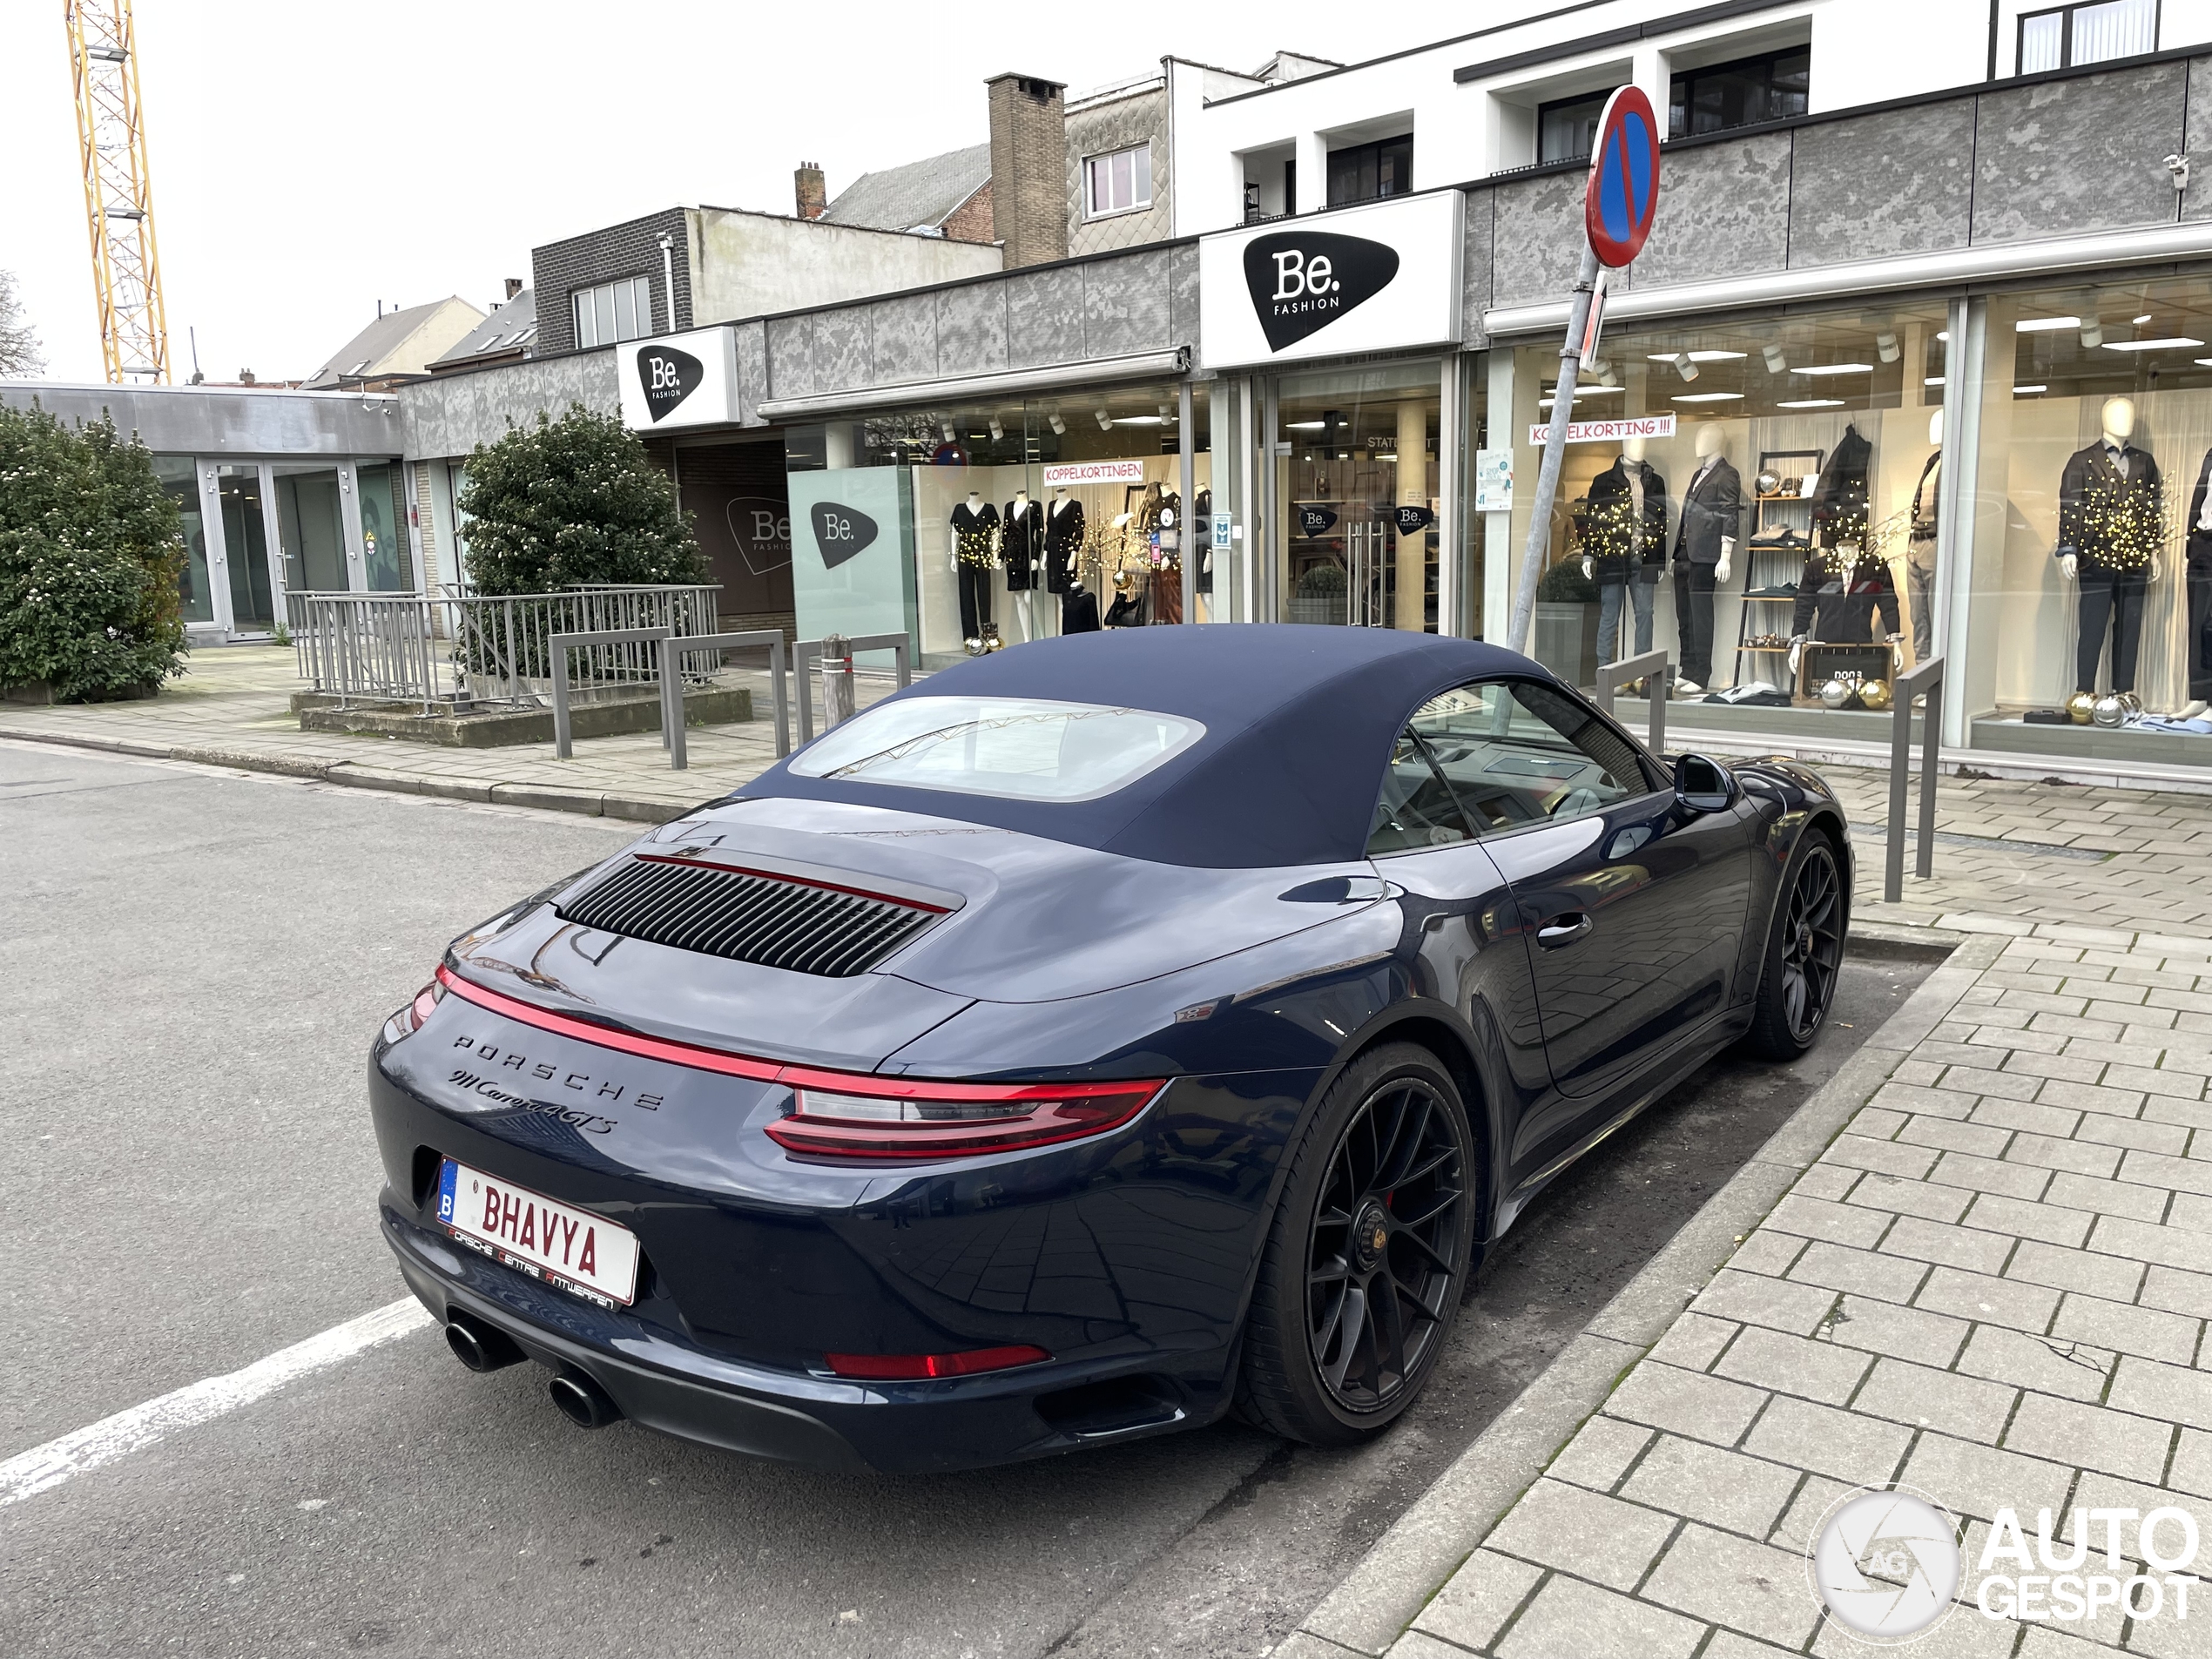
[1580,435,1669,664]
[1671,423,1739,692]
[2185,440,2212,718]
[2057,396,2161,698]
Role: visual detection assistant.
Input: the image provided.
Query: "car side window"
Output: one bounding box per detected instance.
[1366,732,1474,855]
[1397,679,1656,841]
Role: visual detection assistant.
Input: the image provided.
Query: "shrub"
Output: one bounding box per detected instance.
[0,402,185,700]
[455,404,705,594]
[1297,561,1348,597]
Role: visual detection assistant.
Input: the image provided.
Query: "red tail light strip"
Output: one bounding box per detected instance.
[432,965,1165,1160]
[825,1345,1050,1381]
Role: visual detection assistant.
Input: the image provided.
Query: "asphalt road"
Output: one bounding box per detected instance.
[0,738,1931,1658]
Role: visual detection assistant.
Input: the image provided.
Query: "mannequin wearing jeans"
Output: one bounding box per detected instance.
[2056,397,2161,698]
[1671,424,1740,692]
[1905,411,1942,663]
[1579,437,1668,664]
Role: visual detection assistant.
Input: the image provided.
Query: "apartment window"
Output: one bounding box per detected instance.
[1325,133,1413,207]
[1668,47,1810,138]
[1083,144,1152,218]
[2017,0,2157,72]
[571,276,653,348]
[1536,90,1615,165]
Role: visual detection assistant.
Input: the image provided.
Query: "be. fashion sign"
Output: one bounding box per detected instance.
[1199,192,1463,369]
[616,325,742,431]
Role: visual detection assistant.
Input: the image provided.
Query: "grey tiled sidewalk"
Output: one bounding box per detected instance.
[1296,923,2212,1657]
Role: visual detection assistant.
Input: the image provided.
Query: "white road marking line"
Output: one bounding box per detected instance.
[0,1298,434,1507]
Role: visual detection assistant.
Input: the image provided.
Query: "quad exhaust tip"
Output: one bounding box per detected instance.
[548,1366,622,1430]
[443,1310,525,1373]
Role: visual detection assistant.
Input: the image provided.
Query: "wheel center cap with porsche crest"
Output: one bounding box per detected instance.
[1353,1201,1391,1268]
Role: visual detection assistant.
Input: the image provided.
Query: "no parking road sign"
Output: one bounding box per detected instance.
[1585,85,1661,268]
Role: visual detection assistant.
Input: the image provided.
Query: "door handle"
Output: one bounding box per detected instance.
[1536,912,1593,948]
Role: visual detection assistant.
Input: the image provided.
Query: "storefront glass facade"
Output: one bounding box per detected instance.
[1505,298,1952,712]
[786,382,1211,663]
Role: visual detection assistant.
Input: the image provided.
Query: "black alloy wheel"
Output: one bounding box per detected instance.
[1306,1077,1467,1413]
[1745,833,1846,1059]
[1238,1043,1476,1445]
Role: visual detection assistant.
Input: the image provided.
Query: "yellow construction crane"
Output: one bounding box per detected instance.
[65,0,169,383]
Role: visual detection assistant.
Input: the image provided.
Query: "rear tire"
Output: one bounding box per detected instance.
[1238,1042,1476,1446]
[1742,830,1847,1061]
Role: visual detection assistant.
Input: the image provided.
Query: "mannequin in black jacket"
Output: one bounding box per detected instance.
[1044,492,1085,594]
[1577,441,1669,664]
[2056,397,2162,698]
[1672,426,1741,691]
[1791,423,1899,644]
[2186,445,2212,715]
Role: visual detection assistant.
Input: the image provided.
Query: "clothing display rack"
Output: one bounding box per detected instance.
[1732,447,1824,695]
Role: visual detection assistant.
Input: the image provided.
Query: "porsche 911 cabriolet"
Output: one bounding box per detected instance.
[368,624,1849,1472]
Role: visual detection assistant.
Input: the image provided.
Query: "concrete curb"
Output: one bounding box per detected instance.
[1288,924,2008,1659]
[0,724,698,826]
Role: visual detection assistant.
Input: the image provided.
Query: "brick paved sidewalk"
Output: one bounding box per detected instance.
[1293,921,2212,1657]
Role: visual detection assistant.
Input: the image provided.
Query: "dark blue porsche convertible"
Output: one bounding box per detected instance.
[369,625,1850,1472]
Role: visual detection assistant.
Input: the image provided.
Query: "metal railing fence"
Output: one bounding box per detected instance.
[286,583,720,711]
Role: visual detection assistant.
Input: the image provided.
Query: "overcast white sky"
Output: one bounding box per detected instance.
[0,2,1496,386]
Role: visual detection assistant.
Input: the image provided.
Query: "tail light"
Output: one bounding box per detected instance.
[432,965,1163,1163]
[388,978,446,1041]
[767,1071,1164,1161]
[825,1345,1050,1381]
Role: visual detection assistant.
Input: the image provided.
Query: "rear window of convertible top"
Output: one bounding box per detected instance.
[786,696,1205,804]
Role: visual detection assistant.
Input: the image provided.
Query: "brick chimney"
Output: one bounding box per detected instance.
[986,74,1067,267]
[795,161,827,221]
[504,277,523,300]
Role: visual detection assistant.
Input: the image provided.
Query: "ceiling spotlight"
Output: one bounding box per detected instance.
[1048,414,1066,435]
[941,421,956,443]
[1672,353,1700,381]
[1094,409,1113,431]
[2080,320,2104,348]
[1876,332,1900,363]
[988,418,1004,441]
[1159,403,1174,421]
[1762,345,1788,374]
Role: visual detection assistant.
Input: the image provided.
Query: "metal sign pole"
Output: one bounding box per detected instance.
[1505,242,1601,656]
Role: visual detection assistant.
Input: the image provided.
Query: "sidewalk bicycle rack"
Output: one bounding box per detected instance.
[1592,647,1669,759]
[1885,656,1944,904]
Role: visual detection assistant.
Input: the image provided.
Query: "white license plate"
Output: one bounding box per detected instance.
[435,1158,640,1307]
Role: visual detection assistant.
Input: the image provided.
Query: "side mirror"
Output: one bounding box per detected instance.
[1674,752,1738,814]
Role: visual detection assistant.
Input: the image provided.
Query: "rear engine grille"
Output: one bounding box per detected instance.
[556,856,941,977]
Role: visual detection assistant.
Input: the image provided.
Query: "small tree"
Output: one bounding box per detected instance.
[0,403,185,700]
[0,271,42,379]
[455,404,704,593]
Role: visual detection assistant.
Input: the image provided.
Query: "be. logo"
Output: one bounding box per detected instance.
[809,501,879,570]
[1241,231,1400,353]
[636,346,704,422]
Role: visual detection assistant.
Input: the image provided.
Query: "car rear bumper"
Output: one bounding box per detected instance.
[381,1201,1206,1474]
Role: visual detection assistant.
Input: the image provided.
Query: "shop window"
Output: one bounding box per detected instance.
[1536,91,1615,165]
[2016,0,2156,73]
[572,276,652,349]
[1276,361,1440,631]
[1667,48,1810,139]
[153,455,214,625]
[1083,144,1152,219]
[1325,133,1413,208]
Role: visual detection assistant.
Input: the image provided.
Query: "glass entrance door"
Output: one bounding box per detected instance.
[1271,361,1442,630]
[215,465,277,632]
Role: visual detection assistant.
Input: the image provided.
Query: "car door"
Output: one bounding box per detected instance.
[1408,679,1753,1131]
[1363,726,1554,1117]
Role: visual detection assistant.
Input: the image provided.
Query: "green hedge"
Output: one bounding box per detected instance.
[0,402,185,701]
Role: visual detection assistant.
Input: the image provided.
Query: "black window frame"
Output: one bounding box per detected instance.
[1324,132,1414,209]
[1665,45,1811,140]
[1534,89,1617,166]
[2013,0,2160,74]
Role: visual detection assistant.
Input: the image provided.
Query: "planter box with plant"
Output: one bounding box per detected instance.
[1531,558,1601,687]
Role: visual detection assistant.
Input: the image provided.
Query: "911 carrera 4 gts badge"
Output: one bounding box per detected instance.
[1242,231,1400,353]
[446,1031,663,1132]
